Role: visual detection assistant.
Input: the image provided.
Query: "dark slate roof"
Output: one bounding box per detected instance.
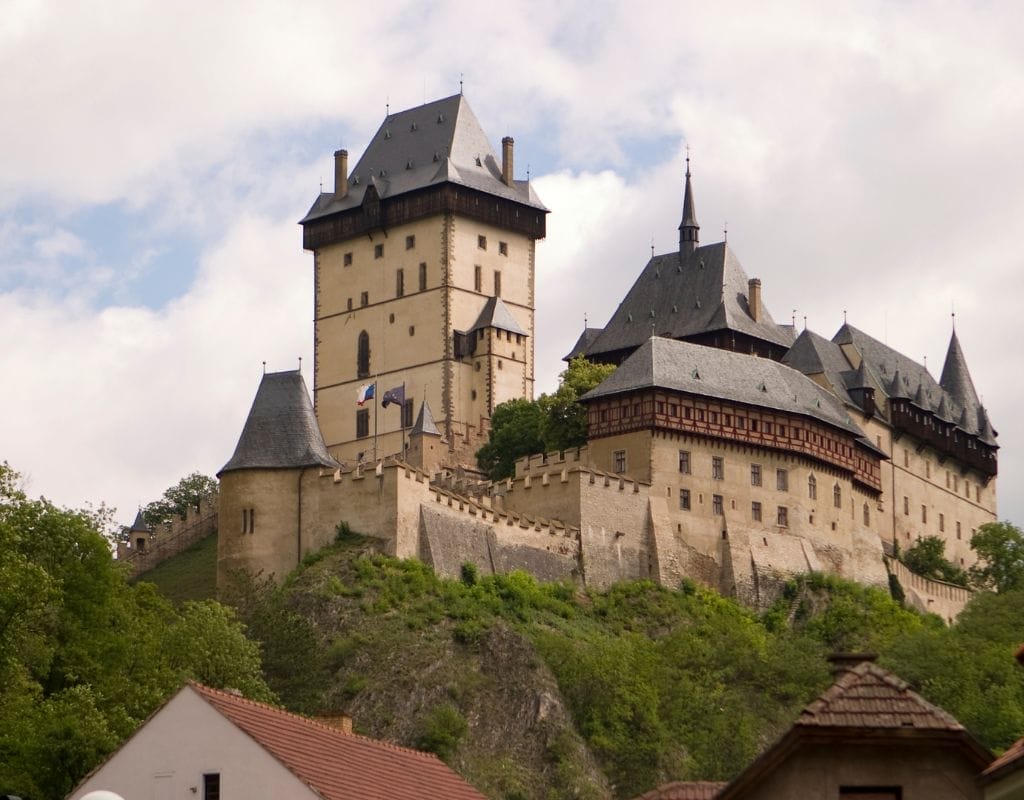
[129,510,151,533]
[782,329,860,407]
[833,324,992,437]
[219,371,340,475]
[301,94,545,224]
[563,327,604,361]
[632,781,726,800]
[469,296,527,336]
[584,242,794,360]
[411,400,441,437]
[583,337,865,438]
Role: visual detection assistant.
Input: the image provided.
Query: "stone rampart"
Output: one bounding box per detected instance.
[885,556,972,623]
[118,495,219,577]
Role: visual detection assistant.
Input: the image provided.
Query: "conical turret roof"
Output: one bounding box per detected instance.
[940,329,982,423]
[411,400,441,437]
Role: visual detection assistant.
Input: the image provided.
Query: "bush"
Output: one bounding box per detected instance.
[416,703,468,762]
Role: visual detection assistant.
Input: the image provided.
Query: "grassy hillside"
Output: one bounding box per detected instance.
[213,528,1024,800]
[134,531,217,603]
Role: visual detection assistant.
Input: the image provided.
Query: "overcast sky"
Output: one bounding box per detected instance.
[3,0,1022,529]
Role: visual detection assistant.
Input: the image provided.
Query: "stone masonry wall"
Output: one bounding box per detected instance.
[118,495,219,577]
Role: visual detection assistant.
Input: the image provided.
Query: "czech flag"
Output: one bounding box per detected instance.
[357,383,376,405]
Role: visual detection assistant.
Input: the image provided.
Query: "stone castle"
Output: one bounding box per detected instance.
[213,93,996,616]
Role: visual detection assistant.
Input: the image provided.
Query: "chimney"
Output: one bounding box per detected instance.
[827,652,877,678]
[334,149,348,197]
[501,136,514,185]
[748,278,762,323]
[315,712,353,734]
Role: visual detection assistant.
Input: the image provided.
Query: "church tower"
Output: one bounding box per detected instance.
[300,95,547,468]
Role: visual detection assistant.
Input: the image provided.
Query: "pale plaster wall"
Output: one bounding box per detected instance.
[70,686,317,800]
[985,766,1024,800]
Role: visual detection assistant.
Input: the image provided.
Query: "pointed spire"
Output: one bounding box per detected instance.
[934,393,954,423]
[888,366,908,399]
[913,380,930,410]
[940,329,981,416]
[411,400,441,437]
[958,406,971,430]
[678,151,699,258]
[977,406,997,445]
[850,359,872,390]
[130,509,151,533]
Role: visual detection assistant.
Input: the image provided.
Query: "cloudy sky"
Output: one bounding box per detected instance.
[3,0,1023,528]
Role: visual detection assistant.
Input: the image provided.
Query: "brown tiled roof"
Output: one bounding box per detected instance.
[798,661,965,731]
[631,780,727,799]
[191,682,486,800]
[981,736,1024,783]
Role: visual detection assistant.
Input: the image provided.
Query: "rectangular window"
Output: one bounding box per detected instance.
[403,398,414,428]
[680,489,691,511]
[678,450,691,474]
[203,773,221,800]
[926,462,931,478]
[712,456,724,480]
[494,270,502,296]
[499,240,508,255]
[478,234,487,250]
[356,408,369,438]
[777,506,789,527]
[751,464,762,486]
[419,262,427,291]
[343,252,353,266]
[474,265,482,292]
[904,449,909,467]
[374,243,384,259]
[921,505,927,524]
[752,501,762,522]
[360,291,369,307]
[808,475,817,500]
[939,513,945,532]
[396,268,404,297]
[712,495,724,515]
[956,521,962,539]
[776,469,788,491]
[903,496,909,515]
[613,450,626,474]
[405,234,415,250]
[347,297,353,311]
[839,788,901,800]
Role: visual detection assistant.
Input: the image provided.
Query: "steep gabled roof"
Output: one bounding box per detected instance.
[301,94,546,224]
[190,683,486,800]
[469,296,528,336]
[583,337,865,439]
[584,242,794,361]
[563,327,604,361]
[219,371,339,475]
[717,659,991,800]
[129,510,151,533]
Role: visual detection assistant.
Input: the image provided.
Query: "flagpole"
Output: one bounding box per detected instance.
[400,381,406,460]
[373,372,379,463]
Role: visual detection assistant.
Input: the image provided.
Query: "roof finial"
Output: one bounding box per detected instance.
[459,73,464,95]
[792,309,797,327]
[583,312,588,328]
[803,315,807,331]
[298,356,302,371]
[678,146,699,259]
[650,235,655,258]
[723,220,728,243]
[843,309,847,324]
[319,176,323,192]
[262,360,266,375]
[951,301,956,332]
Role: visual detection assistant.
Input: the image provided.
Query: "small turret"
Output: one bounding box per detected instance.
[678,156,699,259]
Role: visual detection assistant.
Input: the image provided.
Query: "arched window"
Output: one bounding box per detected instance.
[357,331,370,378]
[833,484,842,509]
[808,474,817,500]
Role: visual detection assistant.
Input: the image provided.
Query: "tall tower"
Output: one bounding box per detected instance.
[300,95,547,468]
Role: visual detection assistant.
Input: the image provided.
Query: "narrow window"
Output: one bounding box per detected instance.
[347,297,353,311]
[360,291,369,307]
[751,501,762,522]
[750,464,762,486]
[356,408,369,438]
[863,504,870,526]
[403,398,414,428]
[712,495,724,515]
[613,450,626,474]
[396,268,404,297]
[494,270,502,296]
[777,506,789,527]
[241,509,247,533]
[343,252,353,266]
[903,496,909,515]
[419,262,427,291]
[833,484,842,508]
[921,505,927,524]
[478,234,487,250]
[776,469,788,491]
[204,773,221,800]
[499,240,508,255]
[374,243,384,259]
[405,234,415,250]
[409,325,415,336]
[474,265,482,292]
[925,462,931,478]
[903,449,909,467]
[712,456,724,480]
[680,489,691,511]
[939,513,945,532]
[357,331,370,377]
[678,450,691,474]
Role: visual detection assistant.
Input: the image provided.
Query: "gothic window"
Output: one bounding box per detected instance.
[357,331,370,378]
[834,484,842,508]
[808,474,817,500]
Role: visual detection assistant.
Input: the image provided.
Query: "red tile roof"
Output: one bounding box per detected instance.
[631,780,727,799]
[981,736,1024,783]
[190,682,486,800]
[798,661,966,731]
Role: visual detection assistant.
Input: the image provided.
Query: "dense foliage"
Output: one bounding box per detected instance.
[901,535,969,586]
[141,471,218,527]
[477,357,615,480]
[970,521,1024,592]
[0,463,271,800]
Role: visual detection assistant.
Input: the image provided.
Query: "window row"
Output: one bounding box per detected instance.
[477,235,510,256]
[473,265,502,296]
[678,489,871,526]
[901,496,970,539]
[355,400,414,438]
[902,448,982,502]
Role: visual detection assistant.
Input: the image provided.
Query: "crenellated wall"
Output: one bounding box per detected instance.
[117,495,219,577]
[885,556,972,623]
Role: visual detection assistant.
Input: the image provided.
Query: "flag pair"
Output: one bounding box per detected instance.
[356,383,404,407]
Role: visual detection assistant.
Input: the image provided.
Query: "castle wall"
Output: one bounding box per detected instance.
[117,495,219,576]
[885,556,972,624]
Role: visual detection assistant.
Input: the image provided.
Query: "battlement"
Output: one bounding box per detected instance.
[514,447,590,477]
[117,494,219,576]
[885,556,972,622]
[426,483,578,539]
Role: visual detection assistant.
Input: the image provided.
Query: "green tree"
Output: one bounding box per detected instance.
[476,398,546,480]
[902,535,968,586]
[540,357,616,452]
[142,471,218,527]
[970,521,1024,592]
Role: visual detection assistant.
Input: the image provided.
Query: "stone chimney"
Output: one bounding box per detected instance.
[501,136,514,185]
[827,652,877,677]
[334,149,348,196]
[748,278,762,323]
[315,712,353,734]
